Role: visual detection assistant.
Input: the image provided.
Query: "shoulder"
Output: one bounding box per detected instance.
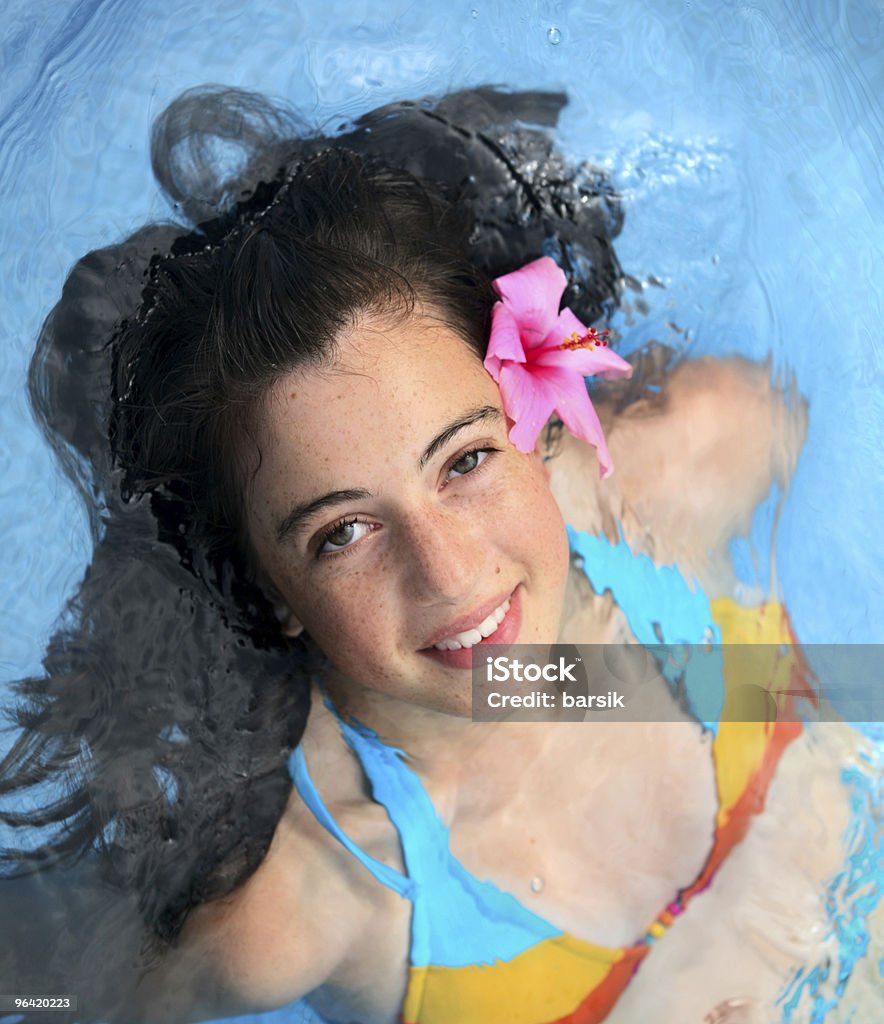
[197,760,406,1014]
[607,354,806,472]
[130,720,404,1021]
[125,803,360,1022]
[207,798,361,1005]
[192,703,413,1018]
[548,354,807,585]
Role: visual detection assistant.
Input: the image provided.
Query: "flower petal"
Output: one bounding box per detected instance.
[497,362,558,453]
[484,302,526,382]
[534,365,617,478]
[493,257,567,347]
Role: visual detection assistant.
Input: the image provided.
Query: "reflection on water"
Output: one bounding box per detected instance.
[779,733,884,1023]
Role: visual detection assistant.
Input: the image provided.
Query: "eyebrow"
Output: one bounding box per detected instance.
[274,404,503,544]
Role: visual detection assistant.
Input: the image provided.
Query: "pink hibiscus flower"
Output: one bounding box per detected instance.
[483,256,633,477]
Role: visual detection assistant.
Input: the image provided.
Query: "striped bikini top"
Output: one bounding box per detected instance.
[288,527,811,1024]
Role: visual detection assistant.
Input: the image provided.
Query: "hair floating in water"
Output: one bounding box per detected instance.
[3,85,627,973]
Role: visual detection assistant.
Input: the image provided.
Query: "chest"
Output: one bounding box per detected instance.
[449,581,721,945]
[313,727,852,1024]
[313,720,720,1024]
[445,721,719,947]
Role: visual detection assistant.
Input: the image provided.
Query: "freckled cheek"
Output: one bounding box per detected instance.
[300,581,395,663]
[502,464,568,550]
[521,475,571,591]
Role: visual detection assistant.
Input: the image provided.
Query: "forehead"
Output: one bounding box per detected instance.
[251,314,497,496]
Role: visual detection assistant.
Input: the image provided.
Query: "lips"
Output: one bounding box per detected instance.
[418,588,517,651]
[418,585,523,670]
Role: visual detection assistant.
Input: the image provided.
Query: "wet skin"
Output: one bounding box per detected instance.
[125,317,872,1024]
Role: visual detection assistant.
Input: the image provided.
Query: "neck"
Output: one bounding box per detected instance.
[321,673,515,771]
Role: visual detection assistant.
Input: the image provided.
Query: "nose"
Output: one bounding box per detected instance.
[400,504,488,606]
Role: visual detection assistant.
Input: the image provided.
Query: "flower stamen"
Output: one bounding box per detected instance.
[560,329,610,351]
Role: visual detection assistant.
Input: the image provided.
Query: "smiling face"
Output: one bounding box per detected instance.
[244,310,571,718]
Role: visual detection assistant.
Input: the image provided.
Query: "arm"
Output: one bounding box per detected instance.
[120,809,365,1024]
[549,355,808,587]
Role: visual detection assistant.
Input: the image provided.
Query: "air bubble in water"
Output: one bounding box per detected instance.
[547,26,562,45]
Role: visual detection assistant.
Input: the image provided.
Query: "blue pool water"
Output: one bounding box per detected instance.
[1,1,881,1021]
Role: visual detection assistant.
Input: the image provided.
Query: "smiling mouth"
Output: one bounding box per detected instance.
[418,586,522,668]
[428,595,512,651]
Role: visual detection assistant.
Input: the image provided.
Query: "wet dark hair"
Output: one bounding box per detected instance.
[113,149,497,561]
[0,84,625,984]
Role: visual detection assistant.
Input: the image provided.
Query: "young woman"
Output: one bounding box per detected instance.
[1,86,867,1024]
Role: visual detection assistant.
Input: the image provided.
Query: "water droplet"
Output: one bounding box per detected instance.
[530,875,545,892]
[547,26,562,45]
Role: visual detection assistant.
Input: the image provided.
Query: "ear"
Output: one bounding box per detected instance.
[273,603,305,639]
[253,564,306,639]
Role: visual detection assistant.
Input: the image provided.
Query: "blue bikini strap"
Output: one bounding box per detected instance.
[288,744,415,900]
[326,702,455,888]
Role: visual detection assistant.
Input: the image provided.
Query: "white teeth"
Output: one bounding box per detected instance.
[433,597,511,651]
